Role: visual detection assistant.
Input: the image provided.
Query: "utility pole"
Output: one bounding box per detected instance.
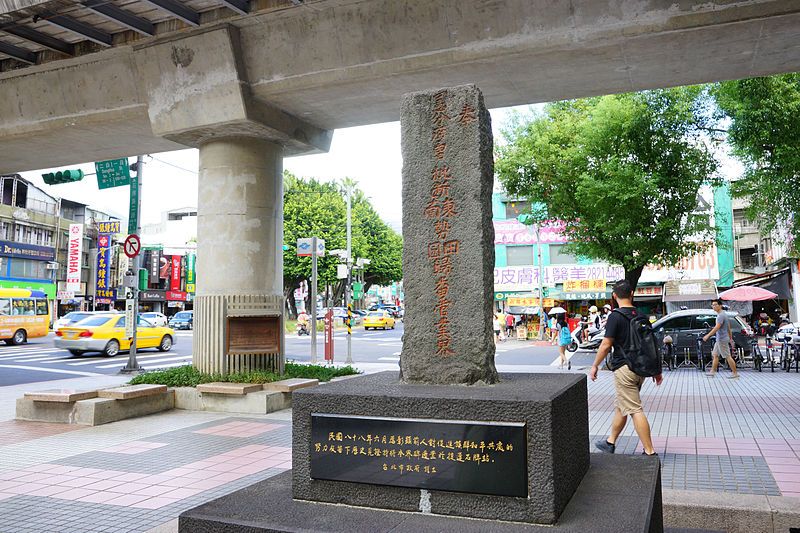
[345,185,353,365]
[121,155,144,374]
[310,236,318,364]
[534,223,545,340]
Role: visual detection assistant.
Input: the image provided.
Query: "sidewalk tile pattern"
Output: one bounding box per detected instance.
[0,417,291,533]
[0,420,82,446]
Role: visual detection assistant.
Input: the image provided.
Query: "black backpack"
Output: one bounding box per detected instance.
[614,308,661,377]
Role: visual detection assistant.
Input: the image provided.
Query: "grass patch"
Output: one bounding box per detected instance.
[129,361,360,388]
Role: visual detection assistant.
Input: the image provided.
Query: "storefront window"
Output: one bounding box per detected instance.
[505,201,531,220]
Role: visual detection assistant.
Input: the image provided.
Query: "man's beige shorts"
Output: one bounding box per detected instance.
[712,341,732,359]
[613,364,646,416]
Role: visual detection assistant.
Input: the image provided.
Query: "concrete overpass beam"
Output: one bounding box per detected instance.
[194,136,284,374]
[134,24,332,155]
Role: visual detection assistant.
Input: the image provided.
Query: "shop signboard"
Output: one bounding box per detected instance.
[0,240,55,261]
[634,286,663,297]
[170,255,181,291]
[493,220,566,245]
[185,254,195,293]
[563,279,606,292]
[507,295,555,308]
[639,245,719,283]
[561,291,611,301]
[140,289,166,302]
[0,280,56,299]
[95,233,112,295]
[166,290,187,301]
[148,250,160,283]
[66,224,84,293]
[95,289,116,304]
[494,264,624,292]
[117,253,129,287]
[97,221,121,234]
[57,290,74,301]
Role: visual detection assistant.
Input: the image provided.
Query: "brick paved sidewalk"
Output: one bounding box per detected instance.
[587,365,800,499]
[0,365,797,532]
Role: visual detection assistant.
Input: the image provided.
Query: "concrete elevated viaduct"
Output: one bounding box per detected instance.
[1,0,799,372]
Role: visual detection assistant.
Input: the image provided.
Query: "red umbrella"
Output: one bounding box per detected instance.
[719,286,778,301]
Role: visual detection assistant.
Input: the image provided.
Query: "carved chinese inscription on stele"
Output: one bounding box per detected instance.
[400,85,498,385]
[310,414,527,497]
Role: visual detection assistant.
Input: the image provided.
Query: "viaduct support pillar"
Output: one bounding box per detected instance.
[194,137,284,374]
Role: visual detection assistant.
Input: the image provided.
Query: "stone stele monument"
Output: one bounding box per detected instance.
[179,85,663,532]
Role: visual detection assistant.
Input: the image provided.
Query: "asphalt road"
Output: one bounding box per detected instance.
[0,322,575,386]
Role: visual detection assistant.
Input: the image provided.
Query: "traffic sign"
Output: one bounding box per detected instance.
[124,234,141,258]
[95,158,131,190]
[297,237,325,257]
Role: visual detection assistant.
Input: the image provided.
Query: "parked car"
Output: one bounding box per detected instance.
[651,309,752,357]
[169,310,193,330]
[368,304,403,318]
[54,314,175,357]
[364,310,395,330]
[141,312,168,327]
[776,322,800,342]
[53,311,115,331]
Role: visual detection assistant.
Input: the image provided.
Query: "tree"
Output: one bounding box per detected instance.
[496,88,719,288]
[713,74,800,253]
[282,173,403,316]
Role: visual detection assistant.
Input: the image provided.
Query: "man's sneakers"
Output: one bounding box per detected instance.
[594,440,615,454]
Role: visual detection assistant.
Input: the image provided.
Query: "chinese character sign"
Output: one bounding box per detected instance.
[185,253,196,293]
[563,279,606,292]
[95,233,112,295]
[494,265,623,292]
[170,255,182,291]
[493,220,566,245]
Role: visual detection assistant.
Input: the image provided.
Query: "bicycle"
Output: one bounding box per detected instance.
[750,338,763,372]
[764,335,776,372]
[693,333,708,372]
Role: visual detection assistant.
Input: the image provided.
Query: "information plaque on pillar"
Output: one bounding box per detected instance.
[310,414,527,497]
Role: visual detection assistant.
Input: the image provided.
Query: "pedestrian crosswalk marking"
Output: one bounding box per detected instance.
[95,355,190,369]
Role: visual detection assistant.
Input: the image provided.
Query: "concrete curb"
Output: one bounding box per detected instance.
[663,489,800,533]
[172,387,291,414]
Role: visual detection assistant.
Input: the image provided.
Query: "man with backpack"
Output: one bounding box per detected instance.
[590,280,663,457]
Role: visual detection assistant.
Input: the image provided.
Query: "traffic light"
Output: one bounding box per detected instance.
[41,169,84,185]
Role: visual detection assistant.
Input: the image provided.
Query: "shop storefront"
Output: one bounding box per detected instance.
[139,289,166,313]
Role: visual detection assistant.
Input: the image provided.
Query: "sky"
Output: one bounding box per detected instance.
[18,103,741,235]
[18,106,528,234]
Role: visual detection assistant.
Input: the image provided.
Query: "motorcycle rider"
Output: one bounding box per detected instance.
[584,305,601,342]
[297,309,310,335]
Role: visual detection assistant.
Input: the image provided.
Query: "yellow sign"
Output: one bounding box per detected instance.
[507,296,554,308]
[564,279,606,292]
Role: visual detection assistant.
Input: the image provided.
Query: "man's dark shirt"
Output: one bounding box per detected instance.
[604,306,638,371]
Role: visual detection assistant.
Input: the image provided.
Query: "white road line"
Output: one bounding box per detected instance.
[65,351,168,366]
[141,362,191,369]
[95,355,190,369]
[6,355,69,363]
[392,351,401,356]
[377,343,402,347]
[549,351,576,367]
[40,356,106,364]
[0,348,58,357]
[0,364,100,376]
[378,356,400,361]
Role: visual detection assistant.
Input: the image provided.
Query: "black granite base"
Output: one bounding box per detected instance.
[292,372,589,524]
[179,454,662,533]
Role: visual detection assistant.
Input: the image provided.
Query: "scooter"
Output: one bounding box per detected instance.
[296,322,310,336]
[566,318,603,353]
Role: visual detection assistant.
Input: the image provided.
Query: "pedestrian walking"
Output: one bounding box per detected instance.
[505,313,515,339]
[493,314,502,343]
[557,314,571,369]
[591,280,662,457]
[703,298,740,379]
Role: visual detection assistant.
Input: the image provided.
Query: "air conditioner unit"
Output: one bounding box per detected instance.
[46,262,59,270]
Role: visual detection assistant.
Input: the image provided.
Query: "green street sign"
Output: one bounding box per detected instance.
[352,282,363,300]
[95,158,131,190]
[128,173,139,234]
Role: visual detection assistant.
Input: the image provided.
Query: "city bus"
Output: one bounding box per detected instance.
[0,288,50,345]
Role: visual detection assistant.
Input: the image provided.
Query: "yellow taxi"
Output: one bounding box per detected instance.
[54,313,176,357]
[364,310,395,330]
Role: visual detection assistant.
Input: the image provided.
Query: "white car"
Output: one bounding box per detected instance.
[53,311,115,331]
[141,312,168,327]
[776,322,800,343]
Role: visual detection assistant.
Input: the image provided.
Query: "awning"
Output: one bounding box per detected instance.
[732,268,791,300]
[663,280,718,302]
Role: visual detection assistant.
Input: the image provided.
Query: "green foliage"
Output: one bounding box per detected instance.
[283,172,403,313]
[713,74,800,253]
[128,363,361,387]
[496,88,719,286]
